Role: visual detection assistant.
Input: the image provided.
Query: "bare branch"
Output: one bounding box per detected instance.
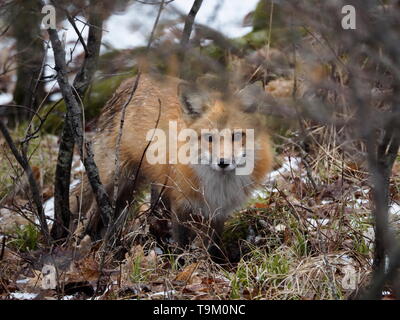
[45,3,112,235]
[180,0,203,50]
[0,120,51,245]
[179,0,203,79]
[112,0,166,219]
[50,0,106,240]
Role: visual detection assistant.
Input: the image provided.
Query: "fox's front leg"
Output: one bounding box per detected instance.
[205,217,227,263]
[171,204,227,263]
[171,205,196,249]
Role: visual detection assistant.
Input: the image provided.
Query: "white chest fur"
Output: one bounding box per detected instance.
[190,166,254,222]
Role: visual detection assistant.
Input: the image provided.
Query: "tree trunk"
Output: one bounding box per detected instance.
[11,0,46,125]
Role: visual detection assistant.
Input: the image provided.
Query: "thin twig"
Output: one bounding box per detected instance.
[0,121,51,245]
[112,0,165,209]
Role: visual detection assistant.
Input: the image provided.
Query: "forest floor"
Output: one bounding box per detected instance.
[1,127,400,300]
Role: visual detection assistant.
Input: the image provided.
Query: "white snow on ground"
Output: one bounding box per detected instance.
[33,196,55,226]
[0,37,15,106]
[252,157,302,199]
[38,156,84,225]
[274,224,286,232]
[338,254,353,264]
[354,198,369,209]
[70,179,81,189]
[307,218,330,228]
[73,159,85,174]
[389,203,400,216]
[148,289,177,299]
[16,279,30,285]
[267,157,302,181]
[43,197,54,220]
[154,246,163,255]
[363,227,375,250]
[9,292,38,300]
[0,93,12,105]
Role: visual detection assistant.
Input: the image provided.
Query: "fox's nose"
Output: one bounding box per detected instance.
[218,159,230,169]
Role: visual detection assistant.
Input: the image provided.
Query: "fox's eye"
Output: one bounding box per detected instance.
[233,131,245,141]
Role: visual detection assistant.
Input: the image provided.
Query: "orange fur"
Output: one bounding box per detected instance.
[70,74,273,259]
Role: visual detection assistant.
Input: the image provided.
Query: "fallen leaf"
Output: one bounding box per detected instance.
[174,263,200,283]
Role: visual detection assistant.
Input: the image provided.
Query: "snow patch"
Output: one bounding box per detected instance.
[148,289,176,298]
[338,254,353,264]
[307,218,330,228]
[43,197,54,221]
[252,157,302,199]
[16,278,30,284]
[354,198,369,209]
[9,292,38,300]
[389,203,400,216]
[363,227,375,250]
[267,157,301,181]
[0,93,12,105]
[72,161,85,174]
[70,179,81,190]
[274,224,286,232]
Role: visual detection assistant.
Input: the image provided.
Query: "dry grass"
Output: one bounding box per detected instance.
[2,122,395,300]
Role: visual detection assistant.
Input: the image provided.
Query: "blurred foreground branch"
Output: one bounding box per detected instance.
[180,0,203,79]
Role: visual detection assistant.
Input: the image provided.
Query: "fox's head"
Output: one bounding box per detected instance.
[178,82,267,176]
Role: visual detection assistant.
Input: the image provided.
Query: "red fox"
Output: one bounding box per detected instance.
[70,74,273,260]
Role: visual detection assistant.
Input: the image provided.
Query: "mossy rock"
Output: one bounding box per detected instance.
[244,1,305,49]
[253,0,286,32]
[97,48,141,74]
[40,74,131,134]
[84,73,133,120]
[39,101,66,134]
[241,29,269,49]
[239,27,305,50]
[201,44,226,63]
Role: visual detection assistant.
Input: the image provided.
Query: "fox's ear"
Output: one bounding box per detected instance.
[178,83,209,120]
[237,81,265,113]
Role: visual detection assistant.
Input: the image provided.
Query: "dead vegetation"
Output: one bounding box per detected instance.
[1,130,398,300]
[1,0,400,300]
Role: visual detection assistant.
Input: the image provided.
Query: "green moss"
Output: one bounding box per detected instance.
[39,74,131,134]
[241,29,269,49]
[97,48,140,74]
[223,214,250,245]
[235,1,305,49]
[252,0,285,32]
[8,224,40,252]
[39,101,66,134]
[228,246,293,299]
[238,27,304,50]
[130,255,148,283]
[201,44,226,63]
[84,73,132,120]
